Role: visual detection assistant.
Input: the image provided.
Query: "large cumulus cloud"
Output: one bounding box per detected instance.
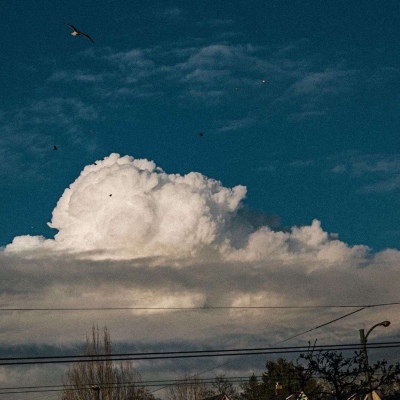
[6,153,247,259]
[6,153,369,268]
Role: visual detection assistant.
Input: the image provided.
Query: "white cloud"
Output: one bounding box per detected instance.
[107,49,155,71]
[291,69,356,95]
[223,219,369,268]
[6,153,246,259]
[218,116,256,132]
[276,67,358,119]
[48,70,106,83]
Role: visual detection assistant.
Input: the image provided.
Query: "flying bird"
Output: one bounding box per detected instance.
[53,145,58,151]
[64,23,94,44]
[199,132,204,137]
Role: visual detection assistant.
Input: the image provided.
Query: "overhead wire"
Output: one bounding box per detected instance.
[0,301,399,311]
[0,302,396,395]
[1,367,399,396]
[0,370,393,396]
[0,342,399,366]
[0,376,255,395]
[0,341,397,363]
[274,306,366,345]
[148,304,385,393]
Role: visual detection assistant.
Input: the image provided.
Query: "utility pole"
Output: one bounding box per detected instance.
[359,328,371,399]
[359,321,390,400]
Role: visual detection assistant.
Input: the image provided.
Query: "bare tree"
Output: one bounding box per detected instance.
[60,326,155,400]
[299,350,400,400]
[299,350,363,400]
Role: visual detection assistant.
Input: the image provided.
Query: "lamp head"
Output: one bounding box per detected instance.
[365,320,392,340]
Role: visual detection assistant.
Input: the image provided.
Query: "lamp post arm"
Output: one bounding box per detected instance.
[365,321,391,341]
[365,324,382,341]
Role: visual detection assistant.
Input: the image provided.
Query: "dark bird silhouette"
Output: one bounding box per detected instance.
[53,145,58,151]
[199,132,204,137]
[109,194,112,197]
[65,23,94,44]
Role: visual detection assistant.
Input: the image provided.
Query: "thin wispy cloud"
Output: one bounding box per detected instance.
[48,70,106,83]
[291,69,356,95]
[0,97,100,180]
[256,152,400,194]
[277,67,358,120]
[218,116,256,132]
[332,152,400,193]
[159,6,186,21]
[40,38,380,134]
[196,18,236,28]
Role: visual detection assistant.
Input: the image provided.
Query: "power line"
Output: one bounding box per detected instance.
[0,376,254,392]
[274,307,366,345]
[0,304,392,395]
[0,376,257,395]
[149,305,377,393]
[0,341,397,363]
[1,342,398,366]
[0,302,399,311]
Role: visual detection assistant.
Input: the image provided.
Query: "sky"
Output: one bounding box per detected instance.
[1,0,400,398]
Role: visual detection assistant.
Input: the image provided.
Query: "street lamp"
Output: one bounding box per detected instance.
[359,321,391,400]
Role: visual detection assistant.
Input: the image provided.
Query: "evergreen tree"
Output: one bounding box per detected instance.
[263,358,301,397]
[240,373,266,400]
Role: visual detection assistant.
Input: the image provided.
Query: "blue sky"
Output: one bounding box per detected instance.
[1,0,400,250]
[1,1,400,397]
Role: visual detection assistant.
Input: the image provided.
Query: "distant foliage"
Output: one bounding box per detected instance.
[261,358,321,399]
[164,374,214,400]
[212,374,240,399]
